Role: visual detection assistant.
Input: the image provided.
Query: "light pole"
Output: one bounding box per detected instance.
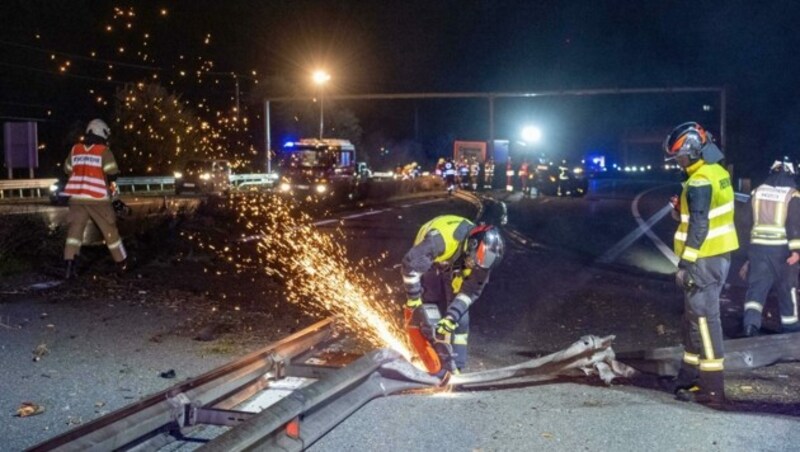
[312,70,330,139]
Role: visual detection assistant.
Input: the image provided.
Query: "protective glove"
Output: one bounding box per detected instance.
[436,316,457,338]
[403,297,422,325]
[675,260,696,290]
[738,260,750,281]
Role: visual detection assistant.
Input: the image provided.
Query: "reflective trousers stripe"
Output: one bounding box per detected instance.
[683,352,699,366]
[699,358,724,371]
[698,316,715,360]
[783,289,798,324]
[744,301,764,313]
[453,333,468,345]
[66,238,82,247]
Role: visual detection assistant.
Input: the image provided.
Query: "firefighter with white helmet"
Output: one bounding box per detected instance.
[401,215,504,375]
[62,119,128,278]
[664,121,738,405]
[740,157,800,337]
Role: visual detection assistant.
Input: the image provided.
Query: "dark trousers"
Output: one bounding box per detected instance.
[421,267,470,369]
[744,245,800,331]
[679,254,730,386]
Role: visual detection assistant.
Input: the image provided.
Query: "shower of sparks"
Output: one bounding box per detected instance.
[189,193,416,362]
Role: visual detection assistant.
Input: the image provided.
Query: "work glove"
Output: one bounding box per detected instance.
[675,260,696,290]
[738,260,750,281]
[436,316,457,338]
[403,297,423,325]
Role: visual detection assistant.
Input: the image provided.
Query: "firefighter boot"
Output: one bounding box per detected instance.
[676,372,725,406]
[669,365,699,394]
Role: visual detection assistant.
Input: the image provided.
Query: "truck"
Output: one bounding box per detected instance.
[276,138,368,202]
[453,140,487,163]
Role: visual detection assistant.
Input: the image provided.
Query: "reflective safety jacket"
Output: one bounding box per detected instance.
[674,160,739,262]
[63,144,119,200]
[401,215,490,321]
[750,184,800,249]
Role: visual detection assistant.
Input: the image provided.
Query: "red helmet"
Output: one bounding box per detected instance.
[464,224,504,270]
[663,122,709,161]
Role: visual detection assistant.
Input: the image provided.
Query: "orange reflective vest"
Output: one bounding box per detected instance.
[64,144,116,200]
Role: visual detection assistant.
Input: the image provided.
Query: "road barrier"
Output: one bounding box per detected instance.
[0,178,58,199]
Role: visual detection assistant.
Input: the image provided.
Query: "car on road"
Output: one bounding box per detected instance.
[174,159,231,195]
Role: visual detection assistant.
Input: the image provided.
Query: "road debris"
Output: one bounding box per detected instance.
[32,343,49,361]
[16,402,45,417]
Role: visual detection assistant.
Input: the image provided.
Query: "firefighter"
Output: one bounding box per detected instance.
[443,159,457,195]
[665,122,739,405]
[740,159,800,337]
[519,160,530,196]
[62,119,128,278]
[484,158,495,190]
[470,159,480,191]
[401,216,504,372]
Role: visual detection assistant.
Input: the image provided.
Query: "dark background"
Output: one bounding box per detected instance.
[1,1,799,178]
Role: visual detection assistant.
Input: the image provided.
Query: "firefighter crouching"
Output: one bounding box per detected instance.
[401,215,504,375]
[665,122,738,405]
[740,159,800,337]
[62,119,129,278]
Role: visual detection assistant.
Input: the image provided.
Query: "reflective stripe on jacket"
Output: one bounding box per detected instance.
[64,144,116,200]
[751,184,798,246]
[674,162,739,260]
[414,215,474,264]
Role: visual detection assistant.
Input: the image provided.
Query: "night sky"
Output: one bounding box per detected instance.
[2,1,799,177]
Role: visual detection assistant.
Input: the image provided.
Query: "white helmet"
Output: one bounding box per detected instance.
[86,119,110,139]
[770,158,796,175]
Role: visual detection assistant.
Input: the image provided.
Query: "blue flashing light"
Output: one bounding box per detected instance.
[284,141,295,148]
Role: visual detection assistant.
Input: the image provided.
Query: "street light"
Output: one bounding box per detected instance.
[521,125,543,143]
[312,70,330,139]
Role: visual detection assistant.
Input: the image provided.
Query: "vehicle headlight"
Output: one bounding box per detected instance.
[279,182,291,192]
[49,184,59,192]
[315,184,327,194]
[174,171,183,179]
[573,167,583,174]
[200,173,211,180]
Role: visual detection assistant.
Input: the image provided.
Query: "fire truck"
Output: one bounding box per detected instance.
[277,138,368,202]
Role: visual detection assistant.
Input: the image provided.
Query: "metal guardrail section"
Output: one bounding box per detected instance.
[116,176,175,193]
[0,178,57,199]
[28,318,335,452]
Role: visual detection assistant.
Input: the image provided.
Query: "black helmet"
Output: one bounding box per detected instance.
[464,224,504,270]
[663,122,709,161]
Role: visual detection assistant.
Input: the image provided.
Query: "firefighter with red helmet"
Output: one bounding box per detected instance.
[665,121,738,405]
[740,158,800,337]
[62,119,128,278]
[401,215,504,374]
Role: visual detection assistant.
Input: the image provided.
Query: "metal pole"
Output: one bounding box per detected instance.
[319,91,324,139]
[234,76,240,118]
[264,100,271,174]
[720,86,727,151]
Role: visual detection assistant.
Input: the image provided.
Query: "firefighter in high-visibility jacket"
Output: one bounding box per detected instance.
[401,215,504,372]
[62,119,128,278]
[665,122,738,405]
[740,159,800,337]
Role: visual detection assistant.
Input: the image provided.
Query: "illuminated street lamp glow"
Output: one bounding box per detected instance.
[521,125,543,143]
[313,70,331,85]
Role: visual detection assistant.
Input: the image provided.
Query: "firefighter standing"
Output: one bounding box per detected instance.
[740,159,800,336]
[665,122,738,405]
[62,119,128,278]
[484,158,495,190]
[519,160,530,196]
[401,215,504,372]
[443,159,457,194]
